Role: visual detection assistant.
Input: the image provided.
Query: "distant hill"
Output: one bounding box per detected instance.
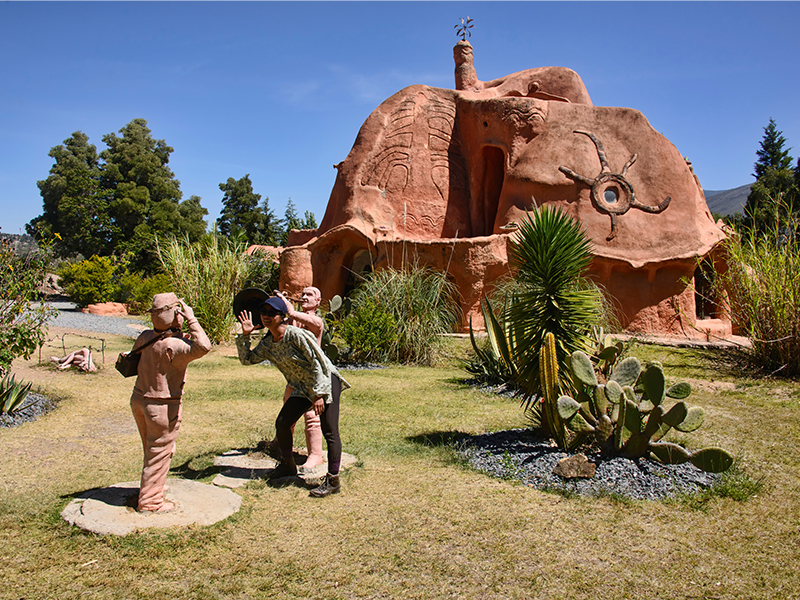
[704,184,751,217]
[0,233,39,255]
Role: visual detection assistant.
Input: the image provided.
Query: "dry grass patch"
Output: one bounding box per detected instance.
[1,333,799,599]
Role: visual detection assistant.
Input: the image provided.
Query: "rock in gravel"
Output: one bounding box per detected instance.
[553,454,596,479]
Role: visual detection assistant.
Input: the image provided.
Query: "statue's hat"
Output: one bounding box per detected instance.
[232,288,269,330]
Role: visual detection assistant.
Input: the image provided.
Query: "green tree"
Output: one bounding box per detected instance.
[217,175,265,243]
[279,198,302,246]
[101,119,207,270]
[27,132,113,258]
[301,209,318,230]
[27,119,208,274]
[745,119,798,233]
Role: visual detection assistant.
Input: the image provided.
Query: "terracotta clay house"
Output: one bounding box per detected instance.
[251,41,729,339]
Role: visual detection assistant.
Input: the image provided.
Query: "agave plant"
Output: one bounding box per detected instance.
[465,295,518,388]
[506,205,606,408]
[1,373,34,415]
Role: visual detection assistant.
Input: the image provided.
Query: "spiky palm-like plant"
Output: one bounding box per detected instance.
[506,205,605,405]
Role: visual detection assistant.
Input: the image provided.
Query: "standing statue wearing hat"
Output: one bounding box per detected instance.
[236,296,350,497]
[129,293,211,513]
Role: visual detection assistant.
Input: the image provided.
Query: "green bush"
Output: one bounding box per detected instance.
[0,236,56,374]
[58,255,171,313]
[59,255,117,306]
[340,298,398,363]
[242,251,280,291]
[117,271,172,314]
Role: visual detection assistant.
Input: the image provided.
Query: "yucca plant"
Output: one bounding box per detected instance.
[1,373,34,415]
[506,205,606,410]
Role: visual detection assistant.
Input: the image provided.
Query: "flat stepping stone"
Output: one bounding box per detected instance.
[61,479,241,536]
[212,448,357,488]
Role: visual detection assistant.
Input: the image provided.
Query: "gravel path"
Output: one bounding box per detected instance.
[458,428,719,501]
[45,300,147,338]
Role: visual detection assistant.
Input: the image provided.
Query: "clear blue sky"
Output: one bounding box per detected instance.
[2,1,799,236]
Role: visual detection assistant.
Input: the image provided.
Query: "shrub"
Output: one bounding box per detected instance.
[242,251,280,292]
[0,235,56,374]
[348,263,460,365]
[117,271,172,314]
[340,298,398,363]
[59,255,117,307]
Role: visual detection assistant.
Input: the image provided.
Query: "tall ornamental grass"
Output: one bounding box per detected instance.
[347,263,460,365]
[713,200,800,377]
[157,235,260,344]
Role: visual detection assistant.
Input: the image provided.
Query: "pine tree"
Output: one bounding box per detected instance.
[28,120,208,273]
[744,118,798,233]
[279,198,302,245]
[301,210,318,230]
[28,132,113,258]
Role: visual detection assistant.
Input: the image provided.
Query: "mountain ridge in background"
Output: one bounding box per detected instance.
[704,183,751,217]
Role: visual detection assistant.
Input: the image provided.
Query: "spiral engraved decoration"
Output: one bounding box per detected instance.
[559,130,671,241]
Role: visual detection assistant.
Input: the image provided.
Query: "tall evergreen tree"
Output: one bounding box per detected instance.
[744,118,798,233]
[217,175,279,245]
[301,210,318,230]
[27,119,207,273]
[753,118,792,179]
[28,132,113,257]
[279,198,302,245]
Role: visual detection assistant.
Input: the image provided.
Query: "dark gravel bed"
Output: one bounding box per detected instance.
[458,428,719,501]
[0,393,58,428]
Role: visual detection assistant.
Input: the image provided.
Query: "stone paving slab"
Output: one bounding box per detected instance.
[212,448,358,488]
[61,479,242,536]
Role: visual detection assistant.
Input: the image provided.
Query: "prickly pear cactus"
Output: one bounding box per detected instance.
[556,345,733,473]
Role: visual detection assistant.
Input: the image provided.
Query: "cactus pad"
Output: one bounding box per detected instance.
[642,364,666,407]
[610,357,642,387]
[557,395,581,420]
[666,381,692,399]
[571,351,597,387]
[605,380,623,404]
[676,406,705,432]
[649,442,691,464]
[689,447,734,473]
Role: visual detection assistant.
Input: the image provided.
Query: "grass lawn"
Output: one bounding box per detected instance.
[2,329,799,599]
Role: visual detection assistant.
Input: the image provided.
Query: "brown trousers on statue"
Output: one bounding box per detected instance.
[130,394,182,511]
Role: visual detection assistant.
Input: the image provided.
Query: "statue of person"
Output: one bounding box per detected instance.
[129,293,211,513]
[274,287,325,473]
[50,347,96,372]
[237,297,349,497]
